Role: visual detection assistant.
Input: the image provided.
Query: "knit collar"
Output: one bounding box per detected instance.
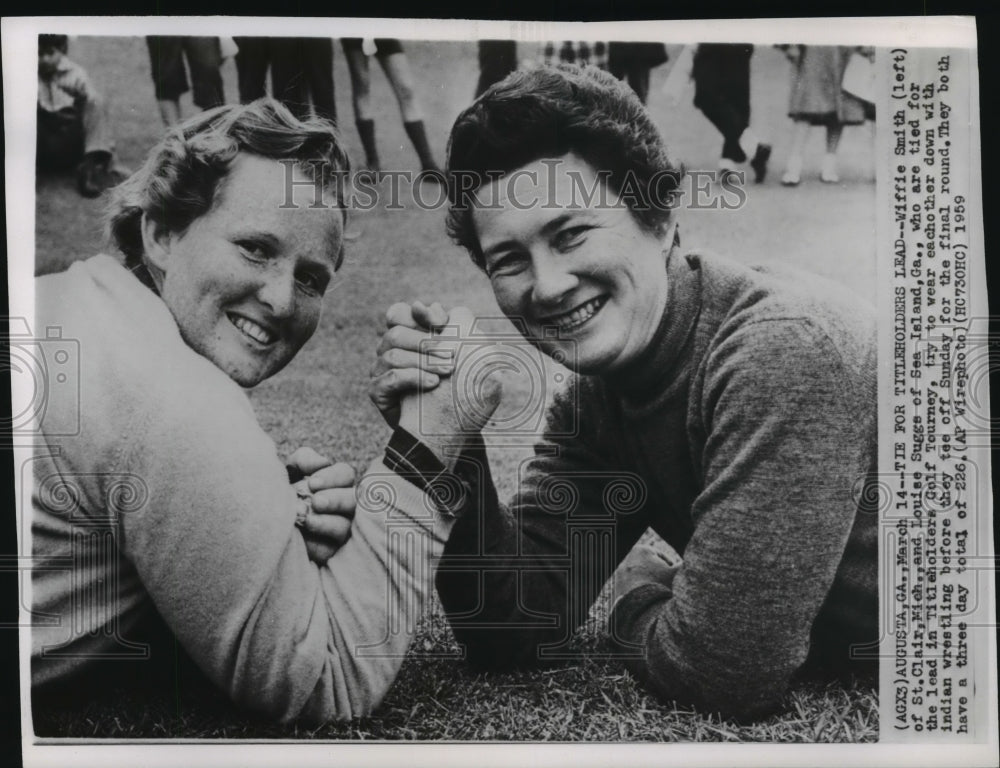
[603,248,703,406]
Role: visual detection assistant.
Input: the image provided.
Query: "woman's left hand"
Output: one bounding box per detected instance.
[286,447,358,564]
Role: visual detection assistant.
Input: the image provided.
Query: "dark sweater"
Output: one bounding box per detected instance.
[437,250,878,720]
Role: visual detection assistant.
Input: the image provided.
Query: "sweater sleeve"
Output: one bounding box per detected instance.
[116,376,454,724]
[610,318,869,720]
[437,383,652,669]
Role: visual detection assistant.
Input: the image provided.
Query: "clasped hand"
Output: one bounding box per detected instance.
[290,300,504,564]
[286,447,357,564]
[368,300,503,468]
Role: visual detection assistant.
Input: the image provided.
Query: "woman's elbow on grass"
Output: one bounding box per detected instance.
[692,675,789,722]
[284,663,390,726]
[637,641,799,722]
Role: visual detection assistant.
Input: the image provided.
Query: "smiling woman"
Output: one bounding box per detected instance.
[31,99,469,725]
[473,153,676,375]
[107,101,347,386]
[137,154,342,386]
[371,64,879,721]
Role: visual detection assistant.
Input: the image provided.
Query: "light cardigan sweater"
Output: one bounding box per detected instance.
[31,255,454,723]
[437,250,878,720]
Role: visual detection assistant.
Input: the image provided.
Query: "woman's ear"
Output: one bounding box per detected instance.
[140,212,174,274]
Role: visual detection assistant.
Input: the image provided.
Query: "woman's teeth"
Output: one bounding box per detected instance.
[549,297,605,331]
[231,315,274,344]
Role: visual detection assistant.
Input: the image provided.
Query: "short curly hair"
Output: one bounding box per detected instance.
[445,65,682,268]
[107,98,350,271]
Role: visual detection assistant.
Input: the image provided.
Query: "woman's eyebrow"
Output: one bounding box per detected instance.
[482,239,521,259]
[538,213,575,237]
[230,229,281,249]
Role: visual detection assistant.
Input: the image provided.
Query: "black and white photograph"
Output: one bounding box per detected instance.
[4,15,995,767]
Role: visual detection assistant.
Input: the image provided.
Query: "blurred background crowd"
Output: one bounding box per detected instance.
[37,34,874,202]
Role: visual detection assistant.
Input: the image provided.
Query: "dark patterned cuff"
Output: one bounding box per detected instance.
[385,427,469,518]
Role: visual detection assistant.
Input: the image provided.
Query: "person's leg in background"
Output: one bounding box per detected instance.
[79,86,113,158]
[36,107,84,173]
[692,44,769,182]
[693,77,748,168]
[233,37,270,103]
[609,56,650,105]
[38,100,126,197]
[146,36,187,126]
[780,119,811,186]
[75,87,129,196]
[301,38,337,126]
[269,37,312,120]
[342,38,380,173]
[608,42,667,106]
[625,65,651,105]
[182,36,225,111]
[475,40,517,98]
[374,40,442,174]
[821,122,844,183]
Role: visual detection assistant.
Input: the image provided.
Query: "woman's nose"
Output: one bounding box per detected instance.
[257,267,297,318]
[530,253,579,306]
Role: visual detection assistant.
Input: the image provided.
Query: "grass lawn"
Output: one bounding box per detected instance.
[31,35,878,741]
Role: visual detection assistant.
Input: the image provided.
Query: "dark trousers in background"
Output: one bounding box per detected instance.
[36,102,113,172]
[610,61,650,104]
[608,42,668,105]
[233,36,270,102]
[692,43,754,163]
[476,40,517,97]
[234,37,337,126]
[36,108,85,171]
[146,36,225,110]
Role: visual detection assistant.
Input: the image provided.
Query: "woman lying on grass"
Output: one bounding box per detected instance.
[370,65,879,721]
[31,99,480,724]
